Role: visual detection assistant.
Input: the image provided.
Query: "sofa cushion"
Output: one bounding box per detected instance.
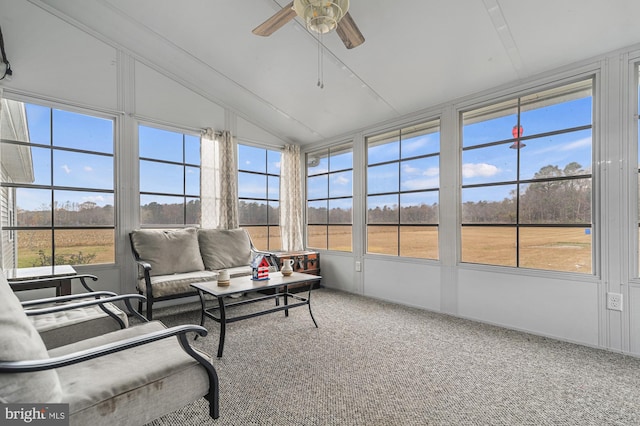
[198,228,252,270]
[28,301,128,349]
[49,321,210,425]
[130,228,205,276]
[137,270,218,298]
[0,274,62,403]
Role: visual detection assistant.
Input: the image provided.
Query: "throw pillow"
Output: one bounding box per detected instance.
[130,228,205,276]
[198,228,252,270]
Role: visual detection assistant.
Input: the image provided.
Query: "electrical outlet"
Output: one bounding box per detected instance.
[607,292,623,311]
[355,261,361,272]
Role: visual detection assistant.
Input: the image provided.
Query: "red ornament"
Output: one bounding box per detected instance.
[512,125,523,139]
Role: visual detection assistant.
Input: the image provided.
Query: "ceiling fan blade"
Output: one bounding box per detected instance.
[252,1,297,37]
[336,12,365,49]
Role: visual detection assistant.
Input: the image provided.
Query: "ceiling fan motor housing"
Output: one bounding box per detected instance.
[293,0,350,34]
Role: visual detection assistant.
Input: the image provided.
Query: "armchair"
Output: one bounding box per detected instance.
[0,272,219,425]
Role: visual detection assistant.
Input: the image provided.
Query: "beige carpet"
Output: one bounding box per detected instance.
[145,288,640,425]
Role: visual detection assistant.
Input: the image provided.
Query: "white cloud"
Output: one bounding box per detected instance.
[83,166,93,172]
[61,165,71,174]
[423,167,439,177]
[560,136,591,151]
[403,177,439,190]
[462,163,499,178]
[332,175,350,185]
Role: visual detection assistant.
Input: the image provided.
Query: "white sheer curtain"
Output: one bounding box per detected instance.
[0,88,3,268]
[279,144,304,251]
[200,128,238,230]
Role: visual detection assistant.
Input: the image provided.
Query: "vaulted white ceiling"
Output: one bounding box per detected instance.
[28,0,640,145]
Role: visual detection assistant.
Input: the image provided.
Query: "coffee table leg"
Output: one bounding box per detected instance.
[217,296,227,358]
[284,285,289,317]
[307,281,318,328]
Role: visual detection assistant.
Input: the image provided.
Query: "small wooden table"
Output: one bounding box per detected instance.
[4,265,77,296]
[191,271,320,357]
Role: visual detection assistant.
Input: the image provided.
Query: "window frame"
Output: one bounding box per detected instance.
[0,97,117,267]
[365,119,441,260]
[138,123,201,228]
[460,77,595,274]
[306,143,354,252]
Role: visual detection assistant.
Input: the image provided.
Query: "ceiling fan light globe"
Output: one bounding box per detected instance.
[294,0,349,34]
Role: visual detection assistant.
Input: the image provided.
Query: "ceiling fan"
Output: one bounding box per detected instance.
[252,0,365,49]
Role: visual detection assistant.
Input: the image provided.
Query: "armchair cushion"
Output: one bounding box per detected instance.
[0,276,62,403]
[130,228,204,276]
[198,228,252,270]
[49,321,210,425]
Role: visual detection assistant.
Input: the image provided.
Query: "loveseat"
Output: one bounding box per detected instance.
[129,227,276,319]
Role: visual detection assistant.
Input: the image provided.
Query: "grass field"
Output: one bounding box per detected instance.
[14,226,591,273]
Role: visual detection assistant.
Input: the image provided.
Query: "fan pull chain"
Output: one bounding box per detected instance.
[317,32,324,89]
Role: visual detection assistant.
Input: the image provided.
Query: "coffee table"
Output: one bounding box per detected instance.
[191,271,320,357]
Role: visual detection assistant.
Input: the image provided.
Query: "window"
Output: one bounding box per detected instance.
[139,125,200,226]
[0,99,115,268]
[461,78,593,273]
[307,144,353,251]
[237,144,281,250]
[366,121,440,259]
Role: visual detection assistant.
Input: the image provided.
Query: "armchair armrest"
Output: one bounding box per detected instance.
[24,294,148,324]
[21,291,118,308]
[0,324,219,418]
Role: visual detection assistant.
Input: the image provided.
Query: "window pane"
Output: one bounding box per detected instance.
[462,185,516,224]
[400,226,438,259]
[367,226,398,255]
[140,195,185,225]
[308,200,327,224]
[307,175,328,200]
[186,198,200,225]
[329,171,352,198]
[185,166,200,196]
[328,225,352,251]
[519,129,591,181]
[462,145,517,185]
[368,195,398,224]
[140,160,184,194]
[307,152,328,176]
[53,151,113,190]
[239,199,267,225]
[401,124,440,158]
[461,226,516,266]
[268,176,279,200]
[139,126,183,161]
[329,199,352,224]
[368,163,399,194]
[520,89,592,135]
[185,135,200,165]
[1,145,51,185]
[308,225,327,249]
[520,179,591,224]
[269,226,282,251]
[519,227,591,273]
[16,229,52,268]
[53,109,113,154]
[238,145,266,173]
[54,229,115,265]
[238,172,267,199]
[401,157,439,191]
[24,104,51,145]
[330,149,352,171]
[54,190,114,226]
[14,188,52,226]
[462,99,518,147]
[368,132,399,164]
[267,150,281,175]
[400,191,439,224]
[244,226,268,250]
[268,201,279,225]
